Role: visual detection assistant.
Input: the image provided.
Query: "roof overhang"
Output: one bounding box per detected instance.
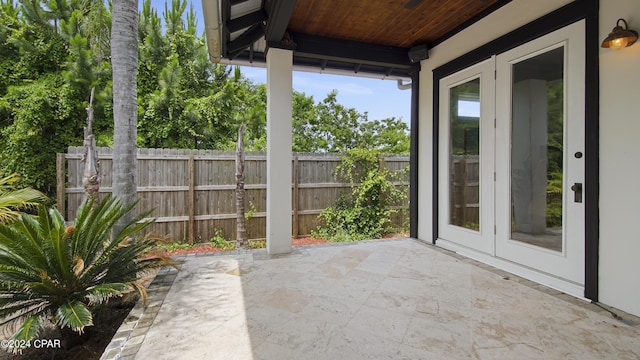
[202,0,512,79]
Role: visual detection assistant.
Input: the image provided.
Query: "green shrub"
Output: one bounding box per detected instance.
[313,149,406,242]
[0,195,172,344]
[158,241,192,252]
[249,240,266,249]
[210,229,235,250]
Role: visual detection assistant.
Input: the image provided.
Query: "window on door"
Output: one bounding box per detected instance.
[509,46,565,251]
[449,78,481,231]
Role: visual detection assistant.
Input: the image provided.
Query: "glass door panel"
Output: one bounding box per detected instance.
[510,46,564,251]
[438,58,495,255]
[449,78,480,231]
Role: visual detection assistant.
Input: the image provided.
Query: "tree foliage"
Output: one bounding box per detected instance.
[292,90,410,154]
[546,80,563,227]
[0,0,111,195]
[136,0,261,150]
[0,0,410,199]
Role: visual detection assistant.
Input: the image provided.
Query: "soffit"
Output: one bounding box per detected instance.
[207,0,511,78]
[288,0,504,48]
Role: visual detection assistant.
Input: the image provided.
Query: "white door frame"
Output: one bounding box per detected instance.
[436,21,586,297]
[437,58,495,255]
[495,20,585,286]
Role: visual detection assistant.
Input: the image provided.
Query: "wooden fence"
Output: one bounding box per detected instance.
[449,155,479,228]
[57,147,409,243]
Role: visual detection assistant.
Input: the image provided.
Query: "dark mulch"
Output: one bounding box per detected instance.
[0,294,138,360]
[148,236,331,257]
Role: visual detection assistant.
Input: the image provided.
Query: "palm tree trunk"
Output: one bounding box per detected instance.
[82,88,100,202]
[235,124,248,249]
[111,0,138,232]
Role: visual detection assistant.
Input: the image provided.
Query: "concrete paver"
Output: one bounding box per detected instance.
[101,238,640,360]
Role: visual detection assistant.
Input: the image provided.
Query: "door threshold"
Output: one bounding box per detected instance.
[436,238,586,299]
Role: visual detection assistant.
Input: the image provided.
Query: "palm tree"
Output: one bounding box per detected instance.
[0,196,172,342]
[0,173,47,223]
[235,124,248,249]
[111,0,139,233]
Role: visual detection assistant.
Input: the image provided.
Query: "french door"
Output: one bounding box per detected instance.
[438,58,495,255]
[439,21,585,286]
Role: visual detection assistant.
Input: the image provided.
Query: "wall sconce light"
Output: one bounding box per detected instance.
[601,18,638,49]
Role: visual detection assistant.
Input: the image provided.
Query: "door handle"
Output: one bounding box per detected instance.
[571,183,582,203]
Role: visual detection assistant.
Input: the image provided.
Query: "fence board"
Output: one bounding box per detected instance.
[62,147,409,243]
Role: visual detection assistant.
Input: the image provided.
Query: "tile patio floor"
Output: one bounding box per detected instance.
[101,238,640,360]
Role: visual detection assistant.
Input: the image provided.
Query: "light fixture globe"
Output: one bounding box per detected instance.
[601,18,638,49]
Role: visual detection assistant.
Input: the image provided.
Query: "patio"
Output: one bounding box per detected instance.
[101,238,640,360]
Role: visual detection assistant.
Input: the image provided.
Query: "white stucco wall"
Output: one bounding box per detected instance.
[417,0,640,317]
[598,0,640,317]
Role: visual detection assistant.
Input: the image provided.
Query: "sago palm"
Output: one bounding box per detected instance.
[0,173,47,223]
[0,195,172,342]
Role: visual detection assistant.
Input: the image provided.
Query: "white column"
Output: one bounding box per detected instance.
[266,48,293,254]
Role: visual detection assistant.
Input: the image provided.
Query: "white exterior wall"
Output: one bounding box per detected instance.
[598,0,640,316]
[417,0,640,317]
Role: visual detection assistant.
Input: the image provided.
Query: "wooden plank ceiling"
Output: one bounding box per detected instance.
[217,0,510,78]
[288,0,503,48]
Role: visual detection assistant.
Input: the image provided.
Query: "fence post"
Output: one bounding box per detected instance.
[292,155,299,238]
[56,153,66,218]
[188,155,195,244]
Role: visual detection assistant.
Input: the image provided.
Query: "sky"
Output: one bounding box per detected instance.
[145,0,412,124]
[241,67,412,124]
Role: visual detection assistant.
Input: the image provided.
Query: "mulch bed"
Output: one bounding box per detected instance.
[0,294,139,360]
[150,236,331,257]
